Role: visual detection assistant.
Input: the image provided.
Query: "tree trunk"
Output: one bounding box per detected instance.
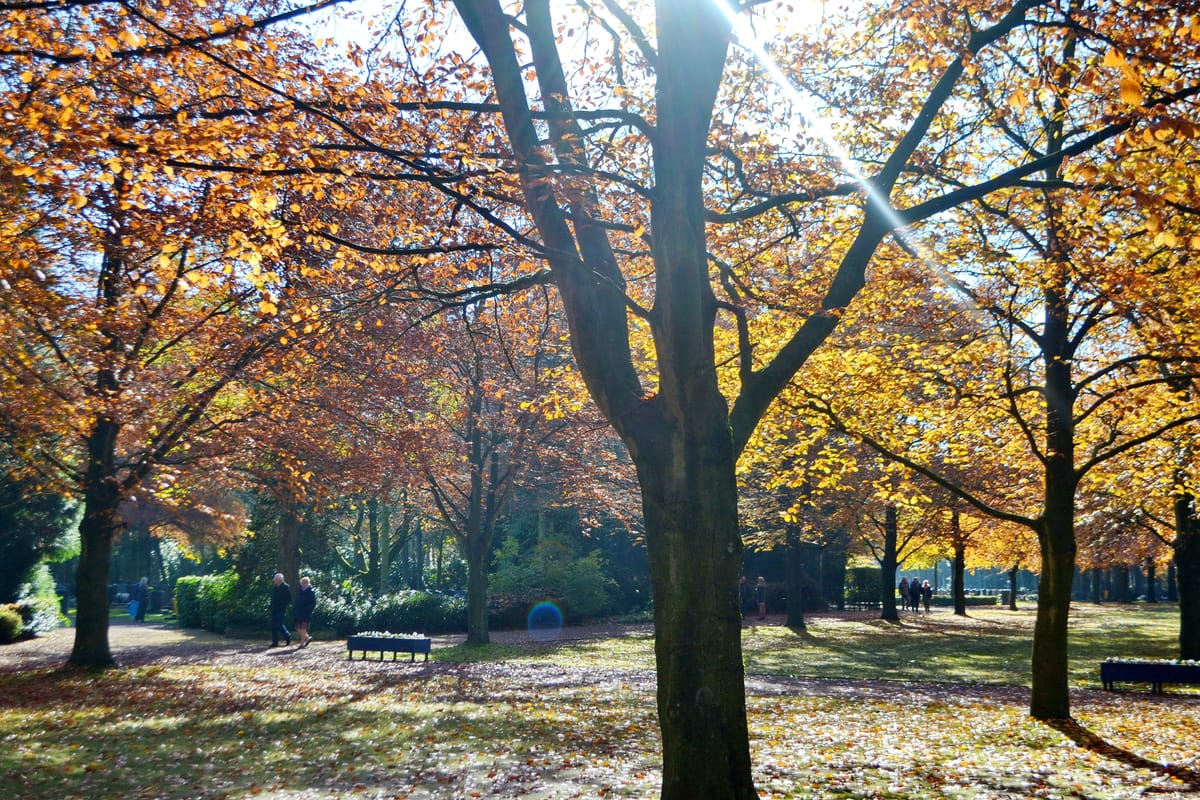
[465,542,489,644]
[1174,493,1200,660]
[367,496,381,591]
[69,419,123,668]
[69,491,120,668]
[785,530,806,630]
[1007,566,1019,611]
[379,502,391,595]
[1113,564,1132,603]
[952,539,966,616]
[1090,568,1102,604]
[1145,558,1157,604]
[880,505,900,622]
[1030,273,1077,721]
[414,518,425,590]
[278,498,301,591]
[635,424,755,800]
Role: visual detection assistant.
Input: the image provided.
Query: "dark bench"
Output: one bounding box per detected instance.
[346,635,431,662]
[1100,660,1200,693]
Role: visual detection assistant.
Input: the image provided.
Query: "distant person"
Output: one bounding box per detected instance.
[755,576,767,620]
[922,580,933,612]
[132,577,149,623]
[294,576,316,648]
[269,573,292,647]
[739,575,752,619]
[909,578,922,613]
[898,578,910,611]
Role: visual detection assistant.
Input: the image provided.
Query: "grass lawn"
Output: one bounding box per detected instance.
[1,603,1197,799]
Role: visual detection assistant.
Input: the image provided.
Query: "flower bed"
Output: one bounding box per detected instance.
[346,631,431,662]
[1100,658,1200,694]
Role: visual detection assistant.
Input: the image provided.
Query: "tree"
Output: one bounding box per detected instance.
[12,0,1198,794]
[429,4,1154,791]
[414,287,606,643]
[0,2,366,666]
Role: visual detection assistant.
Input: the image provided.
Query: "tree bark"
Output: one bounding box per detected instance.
[278,497,301,592]
[1174,493,1200,660]
[69,421,123,668]
[785,530,807,630]
[880,505,900,622]
[951,543,967,615]
[465,541,489,644]
[1007,565,1019,611]
[1029,286,1077,720]
[634,420,755,800]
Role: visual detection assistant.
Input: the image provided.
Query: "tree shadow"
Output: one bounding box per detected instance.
[1045,717,1200,791]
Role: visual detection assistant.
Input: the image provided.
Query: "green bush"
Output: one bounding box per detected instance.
[175,572,265,633]
[15,563,66,634]
[846,567,883,605]
[174,575,204,627]
[356,590,465,635]
[314,593,359,637]
[490,539,617,624]
[0,604,23,643]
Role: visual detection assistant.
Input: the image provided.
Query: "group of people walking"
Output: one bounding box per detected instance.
[269,573,317,648]
[899,577,933,612]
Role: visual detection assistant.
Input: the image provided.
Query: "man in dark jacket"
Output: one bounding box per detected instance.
[270,573,292,647]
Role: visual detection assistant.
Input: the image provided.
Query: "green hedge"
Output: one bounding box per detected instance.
[177,573,467,637]
[175,572,264,634]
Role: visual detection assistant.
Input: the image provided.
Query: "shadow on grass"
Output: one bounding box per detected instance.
[1046,717,1200,791]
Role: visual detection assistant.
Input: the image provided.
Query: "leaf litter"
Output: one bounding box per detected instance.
[0,616,1197,798]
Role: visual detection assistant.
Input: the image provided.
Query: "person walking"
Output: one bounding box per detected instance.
[269,573,292,647]
[898,578,909,611]
[755,576,767,621]
[132,577,149,623]
[294,576,316,648]
[739,575,752,619]
[909,578,922,613]
[921,580,933,613]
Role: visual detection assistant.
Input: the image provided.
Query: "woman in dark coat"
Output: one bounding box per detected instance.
[909,578,922,613]
[293,576,317,648]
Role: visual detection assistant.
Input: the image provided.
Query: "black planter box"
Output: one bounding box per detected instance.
[346,635,431,662]
[1100,661,1200,693]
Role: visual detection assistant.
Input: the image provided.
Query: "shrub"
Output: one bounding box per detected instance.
[174,576,205,627]
[846,567,883,605]
[0,604,23,643]
[490,539,617,625]
[16,563,67,634]
[314,594,359,637]
[355,590,465,635]
[488,590,546,630]
[175,572,264,633]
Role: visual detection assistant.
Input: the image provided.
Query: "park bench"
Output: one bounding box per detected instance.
[1100,660,1200,694]
[346,634,431,662]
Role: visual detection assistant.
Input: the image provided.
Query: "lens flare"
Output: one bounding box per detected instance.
[527,601,564,642]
